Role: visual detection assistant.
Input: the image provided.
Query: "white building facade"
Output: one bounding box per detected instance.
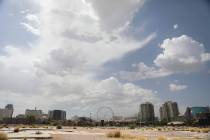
[25,108,43,120]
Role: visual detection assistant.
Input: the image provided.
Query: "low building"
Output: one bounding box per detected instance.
[48,110,66,121]
[42,114,49,120]
[16,114,26,119]
[167,121,185,126]
[185,107,210,119]
[25,108,43,120]
[185,106,210,125]
[124,116,137,122]
[113,116,124,122]
[191,107,209,117]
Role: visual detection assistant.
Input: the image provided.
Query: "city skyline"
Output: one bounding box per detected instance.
[0,0,210,118]
[0,101,209,120]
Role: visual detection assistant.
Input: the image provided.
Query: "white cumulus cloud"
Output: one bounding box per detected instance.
[169,83,188,92]
[87,0,145,31]
[154,35,209,73]
[119,35,210,81]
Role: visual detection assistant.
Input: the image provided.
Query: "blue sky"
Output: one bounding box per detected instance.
[103,0,210,111]
[0,0,209,118]
[0,0,34,47]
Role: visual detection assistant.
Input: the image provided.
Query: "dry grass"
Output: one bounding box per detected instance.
[187,127,210,133]
[172,138,203,140]
[122,134,147,140]
[30,125,38,128]
[56,125,62,129]
[120,134,135,139]
[189,128,196,132]
[0,132,8,140]
[13,127,20,133]
[107,130,121,138]
[158,136,167,140]
[201,128,210,133]
[135,136,147,140]
[107,131,148,140]
[35,131,42,135]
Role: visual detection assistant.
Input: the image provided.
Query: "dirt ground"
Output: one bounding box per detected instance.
[1,126,210,140]
[52,127,210,140]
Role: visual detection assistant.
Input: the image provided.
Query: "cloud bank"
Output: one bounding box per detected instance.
[0,0,160,117]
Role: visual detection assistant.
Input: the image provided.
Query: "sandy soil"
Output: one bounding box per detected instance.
[53,127,210,140]
[1,127,210,140]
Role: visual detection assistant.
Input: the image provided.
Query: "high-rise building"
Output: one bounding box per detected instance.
[48,110,66,120]
[25,108,43,120]
[0,104,14,120]
[139,102,155,123]
[4,104,14,118]
[159,101,179,122]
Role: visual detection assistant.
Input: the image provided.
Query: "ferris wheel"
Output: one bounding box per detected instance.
[97,106,114,121]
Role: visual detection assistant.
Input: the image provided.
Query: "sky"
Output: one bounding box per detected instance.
[0,0,210,119]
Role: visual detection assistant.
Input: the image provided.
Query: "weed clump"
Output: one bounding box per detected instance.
[0,132,8,140]
[202,128,210,133]
[13,128,19,133]
[107,131,121,138]
[158,136,167,140]
[56,125,62,129]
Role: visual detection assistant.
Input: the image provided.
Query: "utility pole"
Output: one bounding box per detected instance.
[90,112,92,122]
